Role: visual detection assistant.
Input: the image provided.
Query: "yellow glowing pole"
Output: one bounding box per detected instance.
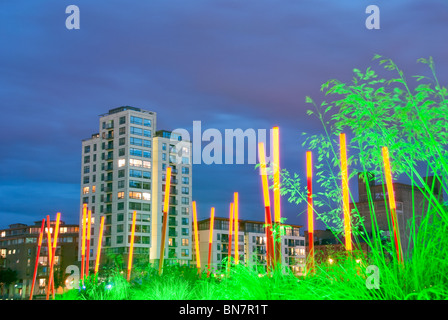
[234,192,239,265]
[382,147,404,264]
[228,202,234,272]
[258,142,275,271]
[306,151,315,275]
[192,201,201,275]
[340,133,352,251]
[159,166,172,275]
[81,204,87,282]
[29,218,45,300]
[94,216,105,275]
[207,207,215,278]
[127,211,137,281]
[273,126,281,264]
[85,210,91,277]
[46,212,60,300]
[45,216,53,296]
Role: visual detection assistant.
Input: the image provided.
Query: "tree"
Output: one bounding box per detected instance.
[0,268,18,297]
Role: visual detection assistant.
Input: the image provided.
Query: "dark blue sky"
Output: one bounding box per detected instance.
[1,0,447,229]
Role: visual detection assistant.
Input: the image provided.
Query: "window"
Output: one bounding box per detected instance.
[84,145,90,153]
[130,158,142,167]
[181,228,189,236]
[84,156,90,164]
[181,207,189,215]
[92,185,96,193]
[142,192,151,201]
[93,144,97,152]
[83,187,89,194]
[118,180,125,189]
[143,119,151,127]
[182,187,189,195]
[143,171,151,179]
[117,202,124,210]
[182,167,189,174]
[119,148,125,156]
[129,202,142,210]
[129,191,142,199]
[119,127,126,135]
[118,159,126,167]
[84,166,90,174]
[83,176,90,184]
[182,177,189,184]
[119,116,126,125]
[129,180,142,188]
[130,169,142,178]
[130,116,143,125]
[162,153,167,161]
[130,137,142,146]
[181,197,189,205]
[143,151,151,158]
[119,137,125,146]
[142,203,150,211]
[182,218,189,225]
[162,143,167,151]
[117,214,124,222]
[144,129,151,137]
[130,148,142,157]
[143,140,151,148]
[181,249,189,257]
[182,157,189,164]
[142,182,151,190]
[130,127,143,136]
[118,169,125,178]
[143,161,151,168]
[182,238,189,246]
[117,236,123,244]
[117,192,124,199]
[117,224,123,233]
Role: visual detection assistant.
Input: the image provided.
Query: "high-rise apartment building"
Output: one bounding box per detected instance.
[193,217,306,275]
[79,106,192,269]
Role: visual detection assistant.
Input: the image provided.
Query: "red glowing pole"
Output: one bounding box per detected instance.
[340,134,352,251]
[192,201,201,276]
[228,202,234,272]
[159,167,172,275]
[258,142,275,271]
[207,207,215,278]
[45,216,53,297]
[81,204,87,283]
[127,211,137,281]
[234,192,239,265]
[94,216,105,275]
[85,210,91,278]
[306,151,315,275]
[382,147,404,264]
[46,212,60,300]
[29,219,45,300]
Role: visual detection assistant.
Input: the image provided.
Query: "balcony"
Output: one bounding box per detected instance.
[168,220,178,227]
[169,199,178,205]
[106,155,114,161]
[106,164,113,171]
[106,145,114,150]
[104,186,113,193]
[168,209,178,216]
[168,230,178,237]
[171,178,178,185]
[106,123,114,129]
[105,176,113,182]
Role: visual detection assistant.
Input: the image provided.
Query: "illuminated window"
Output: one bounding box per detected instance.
[92,185,96,193]
[0,249,6,258]
[129,192,142,200]
[117,192,124,199]
[118,159,126,167]
[142,192,151,201]
[60,227,68,234]
[143,161,151,168]
[130,158,142,167]
[0,231,5,238]
[182,238,189,246]
[83,187,89,194]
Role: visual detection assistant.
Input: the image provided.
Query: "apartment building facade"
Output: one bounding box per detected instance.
[79,106,192,269]
[193,217,306,275]
[0,220,78,299]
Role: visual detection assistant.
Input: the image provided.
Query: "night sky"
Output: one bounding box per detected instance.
[1,1,447,230]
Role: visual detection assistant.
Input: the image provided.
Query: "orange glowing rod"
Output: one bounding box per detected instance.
[127,211,137,281]
[85,210,91,278]
[306,151,315,274]
[45,216,54,296]
[234,192,239,264]
[29,218,45,300]
[47,212,60,300]
[228,202,234,271]
[207,207,215,278]
[382,147,404,264]
[94,216,105,275]
[192,201,201,275]
[159,166,172,275]
[258,142,275,270]
[272,127,281,264]
[81,204,87,282]
[340,133,352,251]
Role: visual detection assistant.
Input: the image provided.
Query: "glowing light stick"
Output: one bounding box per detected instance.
[234,192,239,264]
[94,216,105,275]
[273,126,282,263]
[382,146,404,264]
[228,202,234,272]
[29,219,45,300]
[127,211,137,281]
[81,204,87,282]
[46,212,60,300]
[306,151,315,274]
[207,207,215,278]
[85,210,91,277]
[340,134,352,251]
[45,216,53,296]
[192,201,201,275]
[159,166,172,275]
